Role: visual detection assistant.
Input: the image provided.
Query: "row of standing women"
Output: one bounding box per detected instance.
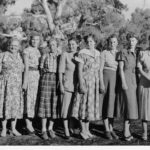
[0,32,150,142]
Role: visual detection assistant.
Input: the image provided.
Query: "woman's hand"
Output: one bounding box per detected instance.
[60,84,65,94]
[99,84,105,94]
[122,83,128,90]
[79,84,87,94]
[22,82,27,91]
[137,62,142,72]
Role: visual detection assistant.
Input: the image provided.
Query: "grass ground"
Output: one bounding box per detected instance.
[0,119,150,145]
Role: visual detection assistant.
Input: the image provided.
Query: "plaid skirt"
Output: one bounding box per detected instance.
[38,73,60,118]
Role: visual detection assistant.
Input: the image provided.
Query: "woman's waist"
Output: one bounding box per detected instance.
[29,66,39,71]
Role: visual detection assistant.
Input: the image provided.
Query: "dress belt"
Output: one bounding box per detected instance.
[29,67,39,71]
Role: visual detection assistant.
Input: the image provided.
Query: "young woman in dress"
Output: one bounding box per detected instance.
[23,33,41,134]
[0,39,24,137]
[59,37,78,139]
[72,34,101,140]
[100,34,119,140]
[38,38,61,140]
[137,36,150,140]
[118,34,139,141]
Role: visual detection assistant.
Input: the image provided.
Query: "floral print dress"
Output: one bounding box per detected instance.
[0,52,24,119]
[72,49,101,121]
[23,47,41,118]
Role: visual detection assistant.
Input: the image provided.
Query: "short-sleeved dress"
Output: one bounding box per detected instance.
[38,50,60,119]
[23,47,41,118]
[138,50,150,121]
[72,49,101,121]
[100,50,119,119]
[59,51,78,118]
[0,52,24,119]
[117,50,138,119]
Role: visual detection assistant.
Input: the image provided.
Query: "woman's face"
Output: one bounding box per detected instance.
[130,37,138,48]
[68,40,78,52]
[50,40,57,52]
[87,36,95,50]
[110,37,118,50]
[9,40,20,53]
[31,36,40,48]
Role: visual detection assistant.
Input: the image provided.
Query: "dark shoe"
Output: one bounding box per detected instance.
[64,134,71,140]
[105,131,113,140]
[123,135,134,141]
[41,131,49,140]
[111,131,119,140]
[26,128,35,135]
[48,130,56,138]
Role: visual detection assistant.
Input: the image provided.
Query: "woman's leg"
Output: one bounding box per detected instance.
[104,118,110,132]
[11,119,21,136]
[1,119,7,137]
[25,118,35,132]
[48,119,56,138]
[142,120,148,140]
[41,118,48,140]
[85,120,93,137]
[61,92,72,137]
[124,120,131,137]
[42,118,47,132]
[80,120,89,140]
[109,118,119,139]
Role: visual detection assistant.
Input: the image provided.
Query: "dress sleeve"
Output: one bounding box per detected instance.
[39,54,47,69]
[23,48,29,57]
[117,51,126,61]
[59,52,66,73]
[75,53,85,64]
[100,50,106,61]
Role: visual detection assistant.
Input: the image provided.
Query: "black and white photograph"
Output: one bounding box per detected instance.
[0,0,150,146]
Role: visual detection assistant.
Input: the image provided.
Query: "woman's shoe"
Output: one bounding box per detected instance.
[1,129,7,137]
[41,131,49,140]
[123,135,134,141]
[105,131,113,140]
[11,130,22,136]
[111,131,119,140]
[26,128,35,135]
[80,132,89,140]
[87,132,94,138]
[48,130,56,138]
[142,133,148,141]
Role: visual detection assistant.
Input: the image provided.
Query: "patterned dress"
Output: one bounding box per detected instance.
[0,52,24,119]
[72,49,101,121]
[23,47,41,118]
[138,50,150,121]
[38,50,60,118]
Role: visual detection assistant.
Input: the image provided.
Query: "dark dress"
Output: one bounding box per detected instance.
[117,49,138,120]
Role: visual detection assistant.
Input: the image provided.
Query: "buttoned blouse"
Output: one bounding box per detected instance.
[101,50,118,71]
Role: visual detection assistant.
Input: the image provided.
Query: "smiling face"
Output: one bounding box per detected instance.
[87,36,95,50]
[68,40,78,52]
[31,36,40,48]
[110,37,118,50]
[9,40,20,53]
[129,37,138,49]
